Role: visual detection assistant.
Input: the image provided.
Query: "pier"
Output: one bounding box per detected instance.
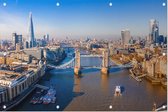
[129,69,142,82]
[35,84,49,90]
[136,74,147,78]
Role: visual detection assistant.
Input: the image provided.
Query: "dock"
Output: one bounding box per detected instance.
[129,69,142,82]
[35,84,49,90]
[145,75,160,84]
[136,74,147,78]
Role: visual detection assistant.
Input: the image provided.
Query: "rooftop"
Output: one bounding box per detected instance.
[0,64,36,87]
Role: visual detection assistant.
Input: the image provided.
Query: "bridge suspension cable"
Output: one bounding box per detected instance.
[47,54,133,69]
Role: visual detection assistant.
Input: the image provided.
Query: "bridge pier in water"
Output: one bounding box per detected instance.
[101,49,109,74]
[74,49,81,75]
[74,48,109,75]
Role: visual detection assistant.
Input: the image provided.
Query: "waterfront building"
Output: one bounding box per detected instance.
[0,63,46,105]
[27,12,36,48]
[142,55,167,78]
[0,51,46,109]
[121,29,131,48]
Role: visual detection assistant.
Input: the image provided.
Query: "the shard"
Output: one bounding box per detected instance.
[28,12,35,48]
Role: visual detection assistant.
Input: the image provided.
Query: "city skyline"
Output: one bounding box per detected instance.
[0,0,167,39]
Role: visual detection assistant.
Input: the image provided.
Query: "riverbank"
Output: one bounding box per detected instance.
[145,75,167,88]
[5,79,40,111]
[129,69,142,82]
[110,55,130,65]
[12,50,167,111]
[110,57,124,65]
[129,68,167,88]
[1,65,46,111]
[46,48,66,65]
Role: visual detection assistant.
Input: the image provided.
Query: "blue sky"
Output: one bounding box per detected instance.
[0,0,167,40]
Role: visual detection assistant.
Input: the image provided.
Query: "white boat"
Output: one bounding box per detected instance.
[114,86,121,96]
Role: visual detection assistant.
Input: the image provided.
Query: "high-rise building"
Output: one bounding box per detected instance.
[12,33,22,48]
[46,34,49,42]
[121,29,131,47]
[24,41,29,49]
[43,34,49,42]
[28,12,35,48]
[164,36,167,44]
[18,35,22,46]
[12,33,18,46]
[149,19,159,44]
[158,35,164,45]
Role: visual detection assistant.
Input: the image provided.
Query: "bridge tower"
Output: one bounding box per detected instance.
[74,49,81,75]
[101,49,109,74]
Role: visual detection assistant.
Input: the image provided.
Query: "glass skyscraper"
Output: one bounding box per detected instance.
[149,19,159,44]
[28,12,35,48]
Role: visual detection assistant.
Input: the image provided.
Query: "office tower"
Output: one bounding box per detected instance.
[12,33,22,48]
[43,35,46,41]
[46,34,49,42]
[24,41,29,49]
[158,35,164,45]
[18,35,23,46]
[121,29,131,47]
[43,34,49,42]
[28,12,35,48]
[12,33,18,47]
[164,36,167,44]
[149,19,159,44]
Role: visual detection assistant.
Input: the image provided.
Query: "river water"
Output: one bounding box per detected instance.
[13,50,167,111]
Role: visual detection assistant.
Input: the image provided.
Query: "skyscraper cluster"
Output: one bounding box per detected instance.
[121,19,167,48]
[148,19,167,46]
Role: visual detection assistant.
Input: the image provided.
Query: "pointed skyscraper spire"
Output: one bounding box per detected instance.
[28,12,35,48]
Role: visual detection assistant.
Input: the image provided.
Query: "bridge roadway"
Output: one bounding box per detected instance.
[48,65,132,69]
[80,54,102,58]
[47,54,132,69]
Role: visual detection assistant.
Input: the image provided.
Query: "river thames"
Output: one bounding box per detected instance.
[13,51,167,111]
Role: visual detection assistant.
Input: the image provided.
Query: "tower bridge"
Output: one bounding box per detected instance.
[47,49,132,75]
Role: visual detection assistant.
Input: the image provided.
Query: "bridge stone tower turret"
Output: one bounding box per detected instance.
[74,49,81,75]
[101,49,109,74]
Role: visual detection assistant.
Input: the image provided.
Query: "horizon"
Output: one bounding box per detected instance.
[0,0,167,40]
